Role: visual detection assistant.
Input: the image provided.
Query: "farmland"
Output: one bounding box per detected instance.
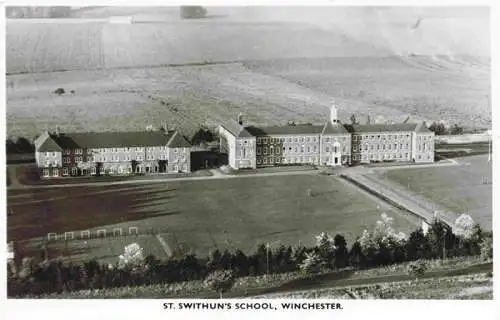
[7,174,420,263]
[6,7,491,140]
[383,155,492,230]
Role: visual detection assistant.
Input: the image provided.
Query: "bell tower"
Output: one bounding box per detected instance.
[330,102,339,124]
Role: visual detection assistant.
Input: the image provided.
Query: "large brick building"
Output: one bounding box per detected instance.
[34,128,191,178]
[218,104,434,170]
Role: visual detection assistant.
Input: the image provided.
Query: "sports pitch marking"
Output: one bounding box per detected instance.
[155,234,172,257]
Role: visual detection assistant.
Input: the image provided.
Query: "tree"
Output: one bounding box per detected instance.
[204,269,236,299]
[315,232,335,267]
[333,234,349,269]
[480,235,493,261]
[454,214,475,240]
[450,124,464,135]
[428,122,447,135]
[407,260,428,279]
[118,243,145,270]
[350,114,358,125]
[299,250,324,274]
[54,88,65,95]
[180,6,207,19]
[348,240,364,268]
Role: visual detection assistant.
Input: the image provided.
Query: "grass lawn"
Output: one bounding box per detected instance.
[384,155,492,230]
[8,174,419,262]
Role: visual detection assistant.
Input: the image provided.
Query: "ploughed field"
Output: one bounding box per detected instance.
[6,16,490,140]
[7,174,420,264]
[384,155,492,230]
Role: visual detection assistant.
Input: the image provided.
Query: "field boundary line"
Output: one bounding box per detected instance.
[155,234,172,257]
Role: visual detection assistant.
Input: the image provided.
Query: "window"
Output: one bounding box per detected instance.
[52,168,59,177]
[294,138,298,142]
[326,146,330,152]
[62,167,68,176]
[257,159,261,165]
[276,158,281,163]
[370,145,374,150]
[307,146,310,153]
[257,147,261,155]
[91,167,96,175]
[100,166,105,174]
[276,148,280,155]
[294,147,298,153]
[405,143,409,149]
[264,147,268,155]
[364,144,368,151]
[71,167,77,176]
[263,158,267,164]
[300,147,304,153]
[174,149,178,153]
[313,146,317,152]
[306,137,310,142]
[300,137,304,142]
[270,157,274,163]
[43,169,49,177]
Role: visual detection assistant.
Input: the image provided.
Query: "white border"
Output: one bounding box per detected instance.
[2,1,499,320]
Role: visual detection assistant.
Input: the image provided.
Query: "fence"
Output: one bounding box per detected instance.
[47,227,140,242]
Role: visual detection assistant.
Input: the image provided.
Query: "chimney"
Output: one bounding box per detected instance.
[55,126,60,136]
[237,112,244,126]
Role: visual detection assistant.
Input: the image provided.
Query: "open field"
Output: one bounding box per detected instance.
[383,155,492,230]
[8,174,420,262]
[6,7,490,140]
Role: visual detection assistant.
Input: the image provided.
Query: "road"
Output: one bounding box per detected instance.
[167,261,492,299]
[340,159,461,227]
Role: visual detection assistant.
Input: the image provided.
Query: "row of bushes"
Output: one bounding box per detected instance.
[7,218,492,297]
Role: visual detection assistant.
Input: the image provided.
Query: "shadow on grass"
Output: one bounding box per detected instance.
[7,183,183,241]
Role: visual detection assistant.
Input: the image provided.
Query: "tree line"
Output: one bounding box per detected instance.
[7,217,492,297]
[428,122,464,135]
[6,137,35,154]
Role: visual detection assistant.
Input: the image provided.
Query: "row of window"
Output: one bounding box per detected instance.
[257,156,318,165]
[353,143,410,152]
[353,134,411,141]
[417,136,433,141]
[255,145,347,155]
[43,164,187,177]
[257,136,330,144]
[58,147,187,156]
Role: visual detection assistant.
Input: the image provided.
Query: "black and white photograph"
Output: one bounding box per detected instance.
[3,2,495,309]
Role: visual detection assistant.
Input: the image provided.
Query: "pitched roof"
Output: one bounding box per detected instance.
[244,124,324,136]
[166,131,192,148]
[415,122,432,133]
[36,130,191,151]
[38,136,63,152]
[322,121,349,135]
[344,123,419,133]
[219,120,253,138]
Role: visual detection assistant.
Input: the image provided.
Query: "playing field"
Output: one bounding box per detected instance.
[8,174,420,263]
[384,155,492,230]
